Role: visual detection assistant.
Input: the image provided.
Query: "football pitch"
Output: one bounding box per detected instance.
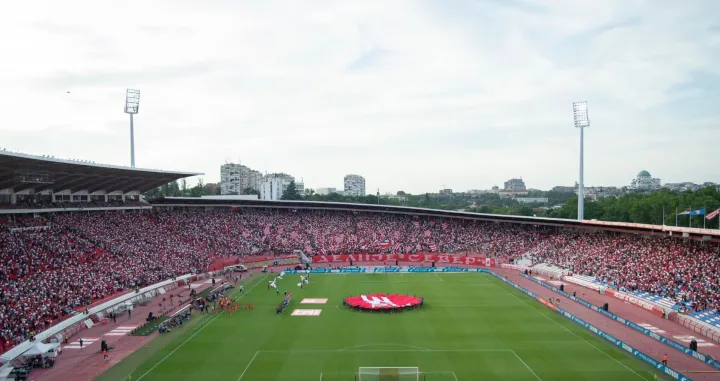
[104,272,664,381]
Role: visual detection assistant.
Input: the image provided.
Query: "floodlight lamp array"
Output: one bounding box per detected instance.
[572,101,589,128]
[124,89,140,114]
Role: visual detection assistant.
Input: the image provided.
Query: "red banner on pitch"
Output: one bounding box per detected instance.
[313,254,495,267]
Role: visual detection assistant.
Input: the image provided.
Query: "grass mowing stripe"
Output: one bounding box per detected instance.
[486,275,650,381]
[512,350,544,381]
[135,274,268,381]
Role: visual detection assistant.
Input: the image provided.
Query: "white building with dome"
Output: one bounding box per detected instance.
[630,170,661,191]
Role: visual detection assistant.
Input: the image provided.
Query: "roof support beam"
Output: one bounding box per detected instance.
[124,178,154,193]
[87,178,127,193]
[32,174,88,193]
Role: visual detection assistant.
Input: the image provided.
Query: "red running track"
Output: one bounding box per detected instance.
[26,277,220,381]
[495,269,718,380]
[556,277,720,360]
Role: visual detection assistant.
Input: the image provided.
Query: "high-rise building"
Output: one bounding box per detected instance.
[260,173,298,200]
[344,174,366,196]
[503,178,527,192]
[220,163,262,195]
[315,187,337,195]
[248,170,262,192]
[220,163,246,195]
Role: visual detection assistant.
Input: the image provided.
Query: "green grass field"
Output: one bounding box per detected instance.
[100,272,666,381]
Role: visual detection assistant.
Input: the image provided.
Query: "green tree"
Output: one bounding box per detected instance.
[190,179,205,197]
[281,181,302,200]
[180,179,188,196]
[242,187,260,197]
[543,186,720,226]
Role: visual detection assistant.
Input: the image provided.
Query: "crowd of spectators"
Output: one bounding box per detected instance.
[0,215,49,229]
[0,199,147,210]
[525,233,720,314]
[0,208,718,353]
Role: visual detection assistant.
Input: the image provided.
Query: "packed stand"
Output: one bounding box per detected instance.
[524,232,720,314]
[0,199,147,210]
[0,215,49,230]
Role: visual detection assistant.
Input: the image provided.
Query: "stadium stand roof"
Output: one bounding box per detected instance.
[152,196,569,223]
[0,150,202,194]
[152,197,720,241]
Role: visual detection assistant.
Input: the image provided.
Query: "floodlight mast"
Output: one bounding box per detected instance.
[573,101,590,221]
[124,89,140,168]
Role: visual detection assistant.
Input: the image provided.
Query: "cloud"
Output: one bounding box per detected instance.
[38,62,222,89]
[0,0,718,194]
[347,48,394,71]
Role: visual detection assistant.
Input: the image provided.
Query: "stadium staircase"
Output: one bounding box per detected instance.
[530,263,568,278]
[629,291,683,311]
[689,310,720,328]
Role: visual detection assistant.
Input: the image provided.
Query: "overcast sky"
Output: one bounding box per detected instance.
[1,1,718,194]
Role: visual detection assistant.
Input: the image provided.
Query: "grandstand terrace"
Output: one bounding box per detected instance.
[0,150,201,211]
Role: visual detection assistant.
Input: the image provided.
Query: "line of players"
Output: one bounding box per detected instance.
[268,271,310,294]
[269,271,310,314]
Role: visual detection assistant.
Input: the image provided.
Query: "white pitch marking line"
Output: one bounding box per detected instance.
[435,274,444,282]
[487,278,648,381]
[430,304,518,307]
[236,350,260,381]
[135,275,268,381]
[338,343,431,352]
[259,349,513,353]
[451,371,459,381]
[319,372,323,381]
[512,351,543,381]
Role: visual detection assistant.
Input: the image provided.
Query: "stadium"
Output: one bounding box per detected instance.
[1,150,719,381]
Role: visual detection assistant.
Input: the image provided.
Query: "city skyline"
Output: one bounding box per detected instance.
[214,161,715,195]
[1,1,719,194]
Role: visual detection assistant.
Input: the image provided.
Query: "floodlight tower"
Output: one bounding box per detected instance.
[573,101,590,221]
[124,89,141,167]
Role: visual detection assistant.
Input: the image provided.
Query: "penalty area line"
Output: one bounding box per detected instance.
[236,351,260,381]
[512,351,543,381]
[135,274,268,381]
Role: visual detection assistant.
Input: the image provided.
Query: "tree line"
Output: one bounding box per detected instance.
[545,186,720,228]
